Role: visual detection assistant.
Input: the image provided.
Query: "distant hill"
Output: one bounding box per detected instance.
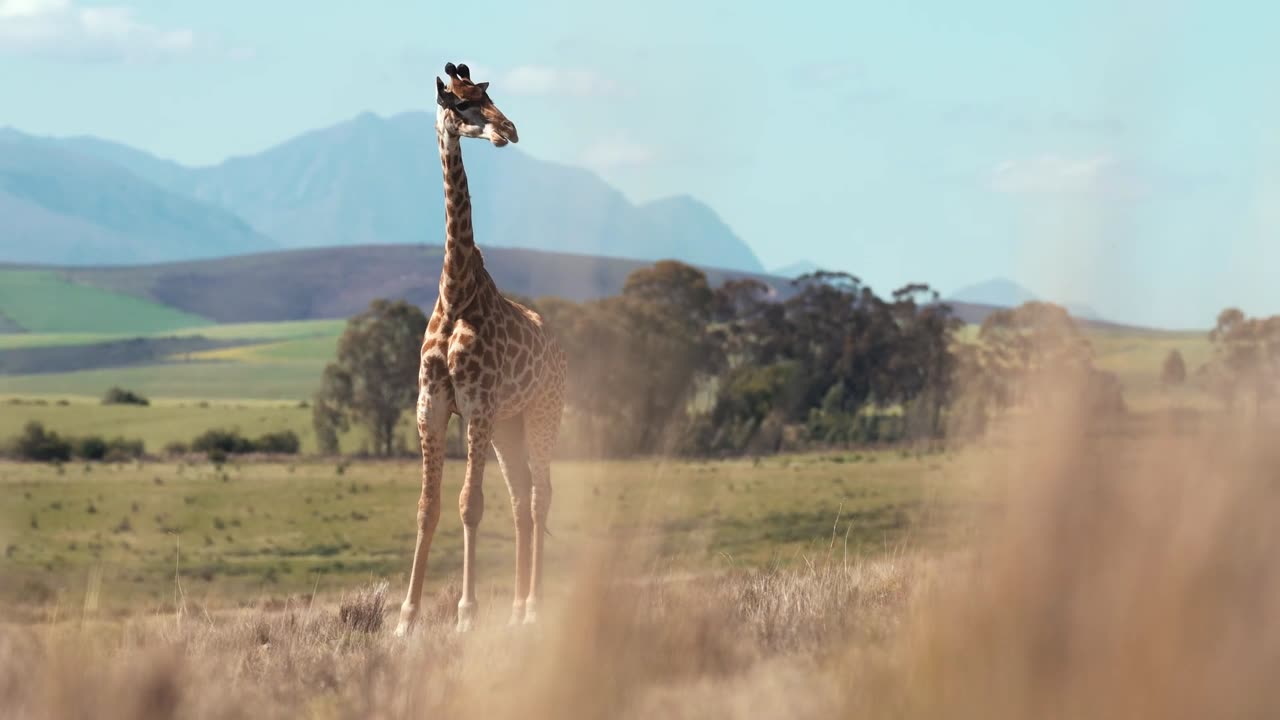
[11,113,764,272]
[0,269,210,333]
[948,277,1109,324]
[948,278,1039,308]
[0,130,276,265]
[771,260,823,278]
[49,245,786,324]
[2,244,1128,332]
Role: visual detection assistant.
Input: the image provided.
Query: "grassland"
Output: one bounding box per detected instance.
[3,410,1278,719]
[0,319,1218,460]
[0,319,343,400]
[0,270,211,333]
[0,451,955,615]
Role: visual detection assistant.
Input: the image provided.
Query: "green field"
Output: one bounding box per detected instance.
[0,318,344,400]
[1086,327,1214,409]
[0,317,1220,455]
[0,451,957,614]
[0,270,212,333]
[2,307,1208,404]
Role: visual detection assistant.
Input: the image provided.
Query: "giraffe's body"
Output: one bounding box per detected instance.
[397,63,566,635]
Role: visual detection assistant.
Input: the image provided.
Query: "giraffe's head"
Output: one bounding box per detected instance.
[435,62,519,147]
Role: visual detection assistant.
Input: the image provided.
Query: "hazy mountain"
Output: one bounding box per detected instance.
[0,129,275,265]
[56,245,787,324]
[771,260,823,278]
[25,112,764,272]
[1063,303,1104,321]
[948,277,1108,323]
[45,245,1133,331]
[948,277,1039,308]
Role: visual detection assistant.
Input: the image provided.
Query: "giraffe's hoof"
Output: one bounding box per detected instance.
[395,603,417,637]
[508,603,526,626]
[523,599,539,625]
[456,600,477,633]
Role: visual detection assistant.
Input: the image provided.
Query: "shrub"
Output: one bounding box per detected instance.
[74,435,109,461]
[338,581,388,633]
[255,430,300,455]
[192,428,255,456]
[101,387,149,406]
[190,428,301,458]
[163,441,189,457]
[104,437,145,462]
[11,422,72,463]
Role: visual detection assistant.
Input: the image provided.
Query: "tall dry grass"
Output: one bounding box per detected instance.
[3,391,1279,719]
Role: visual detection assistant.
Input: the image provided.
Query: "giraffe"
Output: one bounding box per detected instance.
[396,62,568,636]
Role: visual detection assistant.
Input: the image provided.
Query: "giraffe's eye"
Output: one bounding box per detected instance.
[454,101,474,112]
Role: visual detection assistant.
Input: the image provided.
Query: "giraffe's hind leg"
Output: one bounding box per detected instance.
[456,413,494,633]
[492,416,532,625]
[523,380,565,624]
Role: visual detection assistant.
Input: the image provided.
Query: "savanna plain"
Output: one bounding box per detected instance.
[4,405,1279,718]
[1,293,1276,717]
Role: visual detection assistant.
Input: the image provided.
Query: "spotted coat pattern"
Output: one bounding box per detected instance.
[397,68,566,635]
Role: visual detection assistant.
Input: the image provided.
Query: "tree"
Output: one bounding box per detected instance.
[956,301,1122,431]
[1204,308,1280,415]
[102,387,149,406]
[11,421,72,462]
[313,364,353,454]
[313,299,427,456]
[971,301,1094,410]
[703,270,961,451]
[1160,349,1187,390]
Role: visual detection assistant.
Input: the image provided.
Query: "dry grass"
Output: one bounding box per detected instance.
[0,559,909,719]
[3,393,1280,718]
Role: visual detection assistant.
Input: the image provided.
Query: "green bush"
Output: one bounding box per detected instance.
[74,435,109,461]
[72,434,146,461]
[101,387,150,406]
[11,422,72,463]
[190,428,301,458]
[255,430,301,455]
[104,437,145,462]
[191,428,255,455]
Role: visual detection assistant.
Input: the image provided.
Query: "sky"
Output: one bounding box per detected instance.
[0,0,1276,329]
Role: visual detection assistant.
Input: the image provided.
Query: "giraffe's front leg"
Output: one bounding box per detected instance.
[457,413,494,633]
[396,385,450,637]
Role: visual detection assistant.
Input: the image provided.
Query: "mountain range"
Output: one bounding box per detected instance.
[0,114,764,272]
[947,278,1105,322]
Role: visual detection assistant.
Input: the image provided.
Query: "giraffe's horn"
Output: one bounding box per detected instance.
[445,62,457,78]
[457,63,471,80]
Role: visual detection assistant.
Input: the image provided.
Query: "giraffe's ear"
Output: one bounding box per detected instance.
[476,81,489,92]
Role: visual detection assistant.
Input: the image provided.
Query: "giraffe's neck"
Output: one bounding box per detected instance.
[437,131,482,313]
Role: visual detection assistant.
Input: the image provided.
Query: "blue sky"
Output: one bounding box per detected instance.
[1,0,1275,328]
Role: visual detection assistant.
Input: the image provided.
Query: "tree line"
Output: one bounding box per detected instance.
[314,261,1127,458]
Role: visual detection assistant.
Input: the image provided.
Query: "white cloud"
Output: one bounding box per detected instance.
[992,154,1133,195]
[581,135,656,171]
[0,0,66,19]
[0,0,210,61]
[500,65,617,97]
